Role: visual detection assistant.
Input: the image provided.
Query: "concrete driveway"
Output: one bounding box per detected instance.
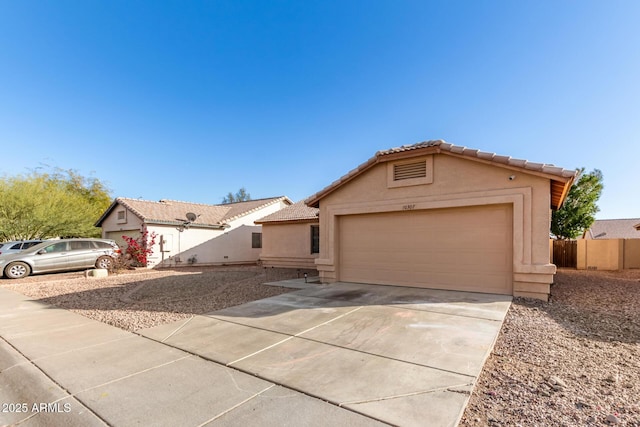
[0,280,509,426]
[140,280,511,426]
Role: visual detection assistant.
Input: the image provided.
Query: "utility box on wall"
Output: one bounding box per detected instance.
[160,234,173,252]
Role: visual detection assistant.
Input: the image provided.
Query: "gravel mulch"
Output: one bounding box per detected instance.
[460,269,640,427]
[3,266,639,425]
[0,265,314,332]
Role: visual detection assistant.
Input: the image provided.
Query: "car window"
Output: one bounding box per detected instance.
[10,243,23,250]
[69,241,93,250]
[94,241,112,249]
[23,242,42,249]
[43,242,69,253]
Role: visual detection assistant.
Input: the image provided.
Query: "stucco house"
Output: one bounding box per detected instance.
[303,140,576,301]
[582,218,640,239]
[96,196,291,267]
[255,201,320,269]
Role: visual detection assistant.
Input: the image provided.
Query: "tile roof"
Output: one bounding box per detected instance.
[584,218,640,239]
[255,201,319,224]
[95,196,291,228]
[378,141,577,178]
[305,140,577,209]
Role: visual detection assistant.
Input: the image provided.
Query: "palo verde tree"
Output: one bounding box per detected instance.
[222,187,251,204]
[0,168,112,240]
[551,168,604,240]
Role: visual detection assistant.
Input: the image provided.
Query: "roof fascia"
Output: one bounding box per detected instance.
[376,146,441,163]
[94,199,119,227]
[144,219,226,229]
[255,218,319,225]
[553,174,575,210]
[95,198,146,227]
[306,157,379,207]
[442,151,575,184]
[306,146,576,208]
[223,196,292,222]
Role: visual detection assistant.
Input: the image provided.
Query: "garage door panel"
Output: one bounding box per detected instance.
[338,205,512,294]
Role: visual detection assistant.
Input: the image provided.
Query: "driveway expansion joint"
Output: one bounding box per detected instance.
[158,315,195,342]
[196,384,276,427]
[338,382,474,406]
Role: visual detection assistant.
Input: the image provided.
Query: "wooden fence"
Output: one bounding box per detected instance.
[552,240,577,268]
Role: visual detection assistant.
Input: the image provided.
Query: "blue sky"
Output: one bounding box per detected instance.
[1,1,638,219]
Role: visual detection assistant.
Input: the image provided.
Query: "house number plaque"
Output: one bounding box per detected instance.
[402,204,416,210]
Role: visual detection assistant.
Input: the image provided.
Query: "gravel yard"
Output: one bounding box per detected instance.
[461,269,640,427]
[3,266,639,426]
[0,265,312,331]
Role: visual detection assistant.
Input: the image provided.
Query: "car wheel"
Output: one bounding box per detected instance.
[5,262,31,279]
[95,256,113,270]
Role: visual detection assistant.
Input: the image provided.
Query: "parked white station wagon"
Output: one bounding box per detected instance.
[0,238,121,279]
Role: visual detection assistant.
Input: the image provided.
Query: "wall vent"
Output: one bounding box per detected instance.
[393,161,427,181]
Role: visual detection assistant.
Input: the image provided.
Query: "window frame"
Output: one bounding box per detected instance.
[310,225,320,254]
[252,232,262,249]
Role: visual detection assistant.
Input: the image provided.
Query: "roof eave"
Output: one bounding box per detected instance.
[305,143,577,208]
[255,218,319,225]
[551,174,576,210]
[305,156,380,208]
[94,199,119,227]
[222,196,293,222]
[144,219,226,229]
[94,198,146,227]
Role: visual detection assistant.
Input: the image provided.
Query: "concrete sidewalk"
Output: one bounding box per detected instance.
[1,282,511,427]
[0,287,386,427]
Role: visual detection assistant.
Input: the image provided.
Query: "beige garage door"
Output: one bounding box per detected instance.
[339,204,513,294]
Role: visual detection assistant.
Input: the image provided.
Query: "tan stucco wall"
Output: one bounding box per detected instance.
[577,239,624,270]
[624,239,640,269]
[315,153,556,300]
[577,238,640,270]
[100,208,144,238]
[260,221,319,269]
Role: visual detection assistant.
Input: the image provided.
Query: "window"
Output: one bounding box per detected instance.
[252,232,262,249]
[310,225,320,254]
[116,210,127,223]
[69,241,93,250]
[44,242,69,253]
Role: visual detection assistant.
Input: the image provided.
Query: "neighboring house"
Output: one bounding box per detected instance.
[303,140,576,301]
[95,196,292,267]
[582,218,640,239]
[255,201,320,269]
[578,218,640,271]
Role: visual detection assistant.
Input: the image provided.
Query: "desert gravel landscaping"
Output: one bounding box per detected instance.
[2,266,639,426]
[0,265,304,331]
[461,269,640,427]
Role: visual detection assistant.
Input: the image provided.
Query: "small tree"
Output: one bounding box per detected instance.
[122,230,157,267]
[0,168,111,240]
[551,168,604,240]
[222,187,251,204]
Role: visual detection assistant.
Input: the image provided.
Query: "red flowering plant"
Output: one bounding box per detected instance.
[122,229,157,267]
